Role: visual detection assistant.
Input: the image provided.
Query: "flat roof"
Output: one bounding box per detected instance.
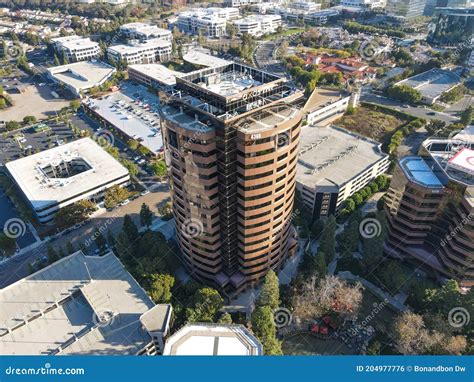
[5,138,129,210]
[84,84,164,154]
[296,125,388,189]
[448,147,474,176]
[305,88,349,113]
[163,324,262,356]
[399,156,444,188]
[0,251,170,355]
[108,39,171,55]
[129,63,185,86]
[183,50,230,68]
[396,68,461,100]
[48,60,116,92]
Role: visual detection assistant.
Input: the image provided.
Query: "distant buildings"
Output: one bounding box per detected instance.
[429,7,474,44]
[163,324,262,355]
[51,35,101,62]
[119,22,172,42]
[233,15,282,36]
[339,0,386,9]
[107,39,172,65]
[176,8,240,37]
[47,60,116,97]
[300,54,379,85]
[386,0,427,18]
[384,128,473,287]
[394,68,461,105]
[5,138,129,223]
[225,0,263,7]
[0,251,172,355]
[296,125,389,220]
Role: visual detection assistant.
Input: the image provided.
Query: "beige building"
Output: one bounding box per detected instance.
[160,63,303,294]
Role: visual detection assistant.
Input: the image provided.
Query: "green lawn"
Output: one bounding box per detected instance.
[261,28,304,40]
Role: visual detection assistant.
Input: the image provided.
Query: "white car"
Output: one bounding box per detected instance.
[141,190,150,196]
[120,199,130,206]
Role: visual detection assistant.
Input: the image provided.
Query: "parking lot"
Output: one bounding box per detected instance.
[0,122,75,165]
[0,69,72,122]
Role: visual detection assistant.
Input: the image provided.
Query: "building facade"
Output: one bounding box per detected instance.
[233,15,282,36]
[384,133,474,287]
[160,63,302,294]
[107,39,172,65]
[386,0,427,18]
[51,35,101,62]
[177,8,240,37]
[119,22,172,42]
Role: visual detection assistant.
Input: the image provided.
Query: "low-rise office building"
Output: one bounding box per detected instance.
[0,250,173,355]
[304,88,358,125]
[177,8,240,37]
[107,39,172,65]
[5,138,130,223]
[51,35,101,62]
[296,125,389,220]
[386,0,427,18]
[394,68,461,105]
[233,15,282,36]
[47,60,116,97]
[119,22,172,42]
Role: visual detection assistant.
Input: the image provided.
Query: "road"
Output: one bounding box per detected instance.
[254,40,286,76]
[0,184,171,288]
[361,90,459,125]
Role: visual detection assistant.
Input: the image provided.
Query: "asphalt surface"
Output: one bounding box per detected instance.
[361,91,460,124]
[0,184,171,288]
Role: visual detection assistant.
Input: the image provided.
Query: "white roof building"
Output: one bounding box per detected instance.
[183,50,231,68]
[233,14,282,36]
[51,35,101,62]
[177,8,240,37]
[107,39,172,65]
[47,60,116,97]
[0,251,172,355]
[119,22,172,42]
[5,138,129,223]
[163,324,262,355]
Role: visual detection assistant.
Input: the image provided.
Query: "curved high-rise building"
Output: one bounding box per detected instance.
[160,63,302,294]
[384,131,474,287]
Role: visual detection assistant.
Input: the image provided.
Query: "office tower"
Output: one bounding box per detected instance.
[386,0,427,18]
[384,130,474,287]
[160,63,303,294]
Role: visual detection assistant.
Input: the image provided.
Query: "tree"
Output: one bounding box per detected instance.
[0,233,16,257]
[387,85,422,104]
[293,275,363,321]
[251,306,282,355]
[257,270,280,310]
[319,215,336,263]
[107,228,115,248]
[94,228,107,252]
[70,99,81,112]
[148,273,175,303]
[123,214,139,241]
[150,160,168,178]
[460,106,473,127]
[394,312,433,355]
[104,185,130,209]
[140,203,153,229]
[185,287,224,323]
[226,22,238,39]
[127,139,139,150]
[217,312,233,324]
[54,200,97,228]
[47,245,59,264]
[23,115,36,125]
[338,218,360,256]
